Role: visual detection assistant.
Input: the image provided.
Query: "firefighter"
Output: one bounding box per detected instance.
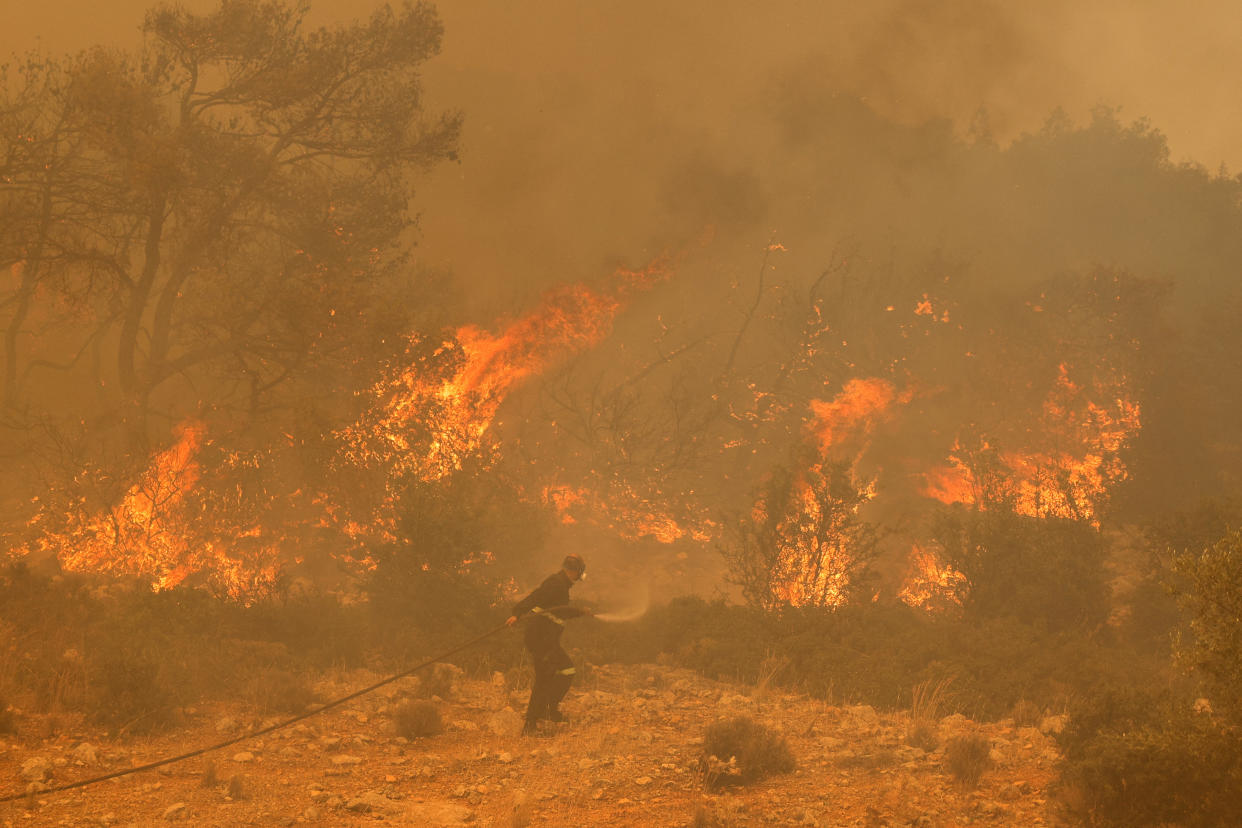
[506,553,591,735]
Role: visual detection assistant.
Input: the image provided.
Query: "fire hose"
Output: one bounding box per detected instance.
[0,619,520,805]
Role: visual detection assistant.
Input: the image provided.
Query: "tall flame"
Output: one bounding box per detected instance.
[762,378,902,607]
[339,259,671,484]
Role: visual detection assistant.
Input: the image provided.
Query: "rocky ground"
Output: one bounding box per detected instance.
[0,662,1071,827]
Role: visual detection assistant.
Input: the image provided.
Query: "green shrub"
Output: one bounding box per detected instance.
[945,732,991,789]
[1174,529,1242,726]
[700,716,795,789]
[1056,688,1242,827]
[88,649,175,735]
[394,700,443,738]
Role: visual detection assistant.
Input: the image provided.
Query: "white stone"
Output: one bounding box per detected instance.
[20,757,51,782]
[72,743,99,765]
[331,754,363,765]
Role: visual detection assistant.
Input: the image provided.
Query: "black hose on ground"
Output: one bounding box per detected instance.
[0,621,511,805]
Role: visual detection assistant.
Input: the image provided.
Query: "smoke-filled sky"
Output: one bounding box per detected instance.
[7,0,1242,601]
[6,0,1242,313]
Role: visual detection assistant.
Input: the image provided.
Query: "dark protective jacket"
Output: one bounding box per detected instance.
[511,570,587,654]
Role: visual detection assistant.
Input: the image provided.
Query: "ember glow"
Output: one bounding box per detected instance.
[898,543,968,610]
[543,482,715,544]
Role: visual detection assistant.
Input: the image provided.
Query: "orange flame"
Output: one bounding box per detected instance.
[23,421,280,598]
[919,364,1140,522]
[339,259,672,484]
[764,379,900,607]
[542,482,714,544]
[808,377,903,453]
[898,543,968,610]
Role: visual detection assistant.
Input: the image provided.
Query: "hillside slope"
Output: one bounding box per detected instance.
[1,662,1068,826]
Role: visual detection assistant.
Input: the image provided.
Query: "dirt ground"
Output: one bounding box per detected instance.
[0,662,1071,827]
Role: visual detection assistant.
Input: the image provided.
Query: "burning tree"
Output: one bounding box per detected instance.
[723,456,879,609]
[2,0,460,585]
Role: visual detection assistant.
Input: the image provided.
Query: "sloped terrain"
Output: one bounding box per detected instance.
[1,663,1069,826]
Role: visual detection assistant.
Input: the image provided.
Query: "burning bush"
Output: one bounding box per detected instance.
[394,700,443,739]
[944,732,992,789]
[700,716,795,789]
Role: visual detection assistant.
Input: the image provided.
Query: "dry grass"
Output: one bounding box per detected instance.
[905,676,953,752]
[753,649,790,701]
[910,676,954,722]
[690,798,747,827]
[1011,698,1042,728]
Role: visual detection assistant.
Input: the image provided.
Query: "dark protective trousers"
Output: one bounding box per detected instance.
[525,643,575,725]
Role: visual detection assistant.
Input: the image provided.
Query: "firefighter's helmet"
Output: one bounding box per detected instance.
[562,553,586,576]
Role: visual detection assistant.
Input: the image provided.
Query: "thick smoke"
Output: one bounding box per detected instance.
[5,0,1242,598]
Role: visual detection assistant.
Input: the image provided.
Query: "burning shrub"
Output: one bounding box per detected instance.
[944,732,992,789]
[394,699,443,739]
[700,716,795,789]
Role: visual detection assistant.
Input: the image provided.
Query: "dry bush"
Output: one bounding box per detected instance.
[945,732,992,789]
[905,720,939,752]
[199,760,218,788]
[911,676,954,721]
[394,700,443,738]
[415,663,460,700]
[1011,698,1042,728]
[689,798,746,827]
[245,668,316,715]
[700,716,795,790]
